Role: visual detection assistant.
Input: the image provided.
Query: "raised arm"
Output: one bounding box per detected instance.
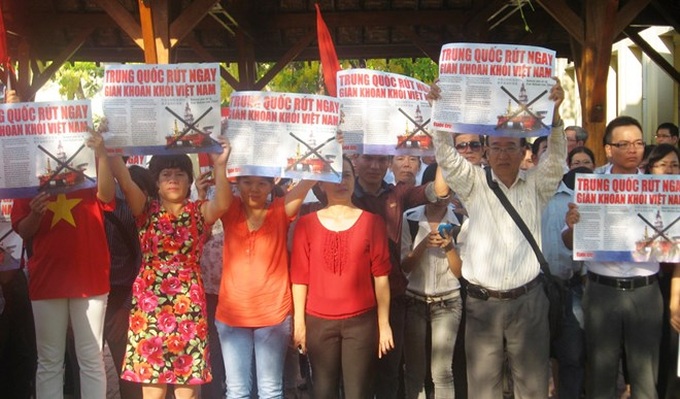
[284,180,316,218]
[87,130,115,204]
[109,156,147,216]
[201,138,234,224]
[533,77,567,205]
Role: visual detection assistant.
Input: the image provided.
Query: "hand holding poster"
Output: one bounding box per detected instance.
[0,100,96,198]
[432,43,556,138]
[337,69,432,155]
[103,63,222,156]
[227,91,342,182]
[573,173,680,262]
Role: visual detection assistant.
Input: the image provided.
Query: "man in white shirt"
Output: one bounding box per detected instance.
[431,79,565,399]
[563,116,661,399]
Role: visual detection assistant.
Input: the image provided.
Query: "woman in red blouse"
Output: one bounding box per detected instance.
[291,156,394,399]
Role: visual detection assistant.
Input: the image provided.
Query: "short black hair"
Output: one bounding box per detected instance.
[603,116,643,146]
[148,154,194,198]
[656,122,679,138]
[531,136,548,155]
[128,165,156,197]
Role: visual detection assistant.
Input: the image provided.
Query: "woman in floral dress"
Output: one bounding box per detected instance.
[111,139,231,399]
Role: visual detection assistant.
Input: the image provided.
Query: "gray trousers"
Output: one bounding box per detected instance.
[465,284,549,399]
[583,279,662,399]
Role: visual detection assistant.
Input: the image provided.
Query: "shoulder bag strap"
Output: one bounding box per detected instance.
[484,166,553,278]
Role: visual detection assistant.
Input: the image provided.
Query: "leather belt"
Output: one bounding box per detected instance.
[587,272,657,291]
[405,290,460,304]
[467,276,542,301]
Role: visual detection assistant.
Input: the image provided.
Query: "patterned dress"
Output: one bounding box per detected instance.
[121,199,212,385]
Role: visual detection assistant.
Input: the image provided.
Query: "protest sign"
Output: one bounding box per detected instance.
[227,91,342,182]
[102,63,222,156]
[0,100,96,198]
[573,173,680,262]
[337,69,432,155]
[432,43,556,138]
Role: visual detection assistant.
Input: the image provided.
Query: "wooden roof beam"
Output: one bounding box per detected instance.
[254,30,316,90]
[394,27,440,62]
[614,0,652,37]
[138,0,158,63]
[25,27,95,100]
[169,0,219,48]
[651,0,680,33]
[624,28,680,85]
[94,0,144,49]
[184,34,240,89]
[534,0,584,44]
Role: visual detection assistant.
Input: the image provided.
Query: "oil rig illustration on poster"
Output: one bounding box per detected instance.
[496,83,548,131]
[38,141,87,187]
[165,102,214,148]
[396,105,432,149]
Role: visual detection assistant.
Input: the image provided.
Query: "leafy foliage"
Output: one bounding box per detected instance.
[53,62,103,100]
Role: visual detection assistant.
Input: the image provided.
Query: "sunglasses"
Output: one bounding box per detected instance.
[454,141,483,151]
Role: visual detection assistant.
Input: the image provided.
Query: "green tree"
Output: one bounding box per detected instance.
[53,62,103,100]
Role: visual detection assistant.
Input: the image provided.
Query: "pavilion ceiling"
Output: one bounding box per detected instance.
[2,0,677,64]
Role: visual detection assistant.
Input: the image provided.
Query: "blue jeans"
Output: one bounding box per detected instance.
[404,293,462,399]
[216,315,292,399]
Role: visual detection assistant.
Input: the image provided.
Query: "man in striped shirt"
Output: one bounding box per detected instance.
[430,79,565,399]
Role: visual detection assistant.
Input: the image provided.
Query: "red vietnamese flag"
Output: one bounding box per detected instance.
[0,4,7,67]
[315,4,340,97]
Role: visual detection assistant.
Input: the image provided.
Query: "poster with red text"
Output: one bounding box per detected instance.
[573,173,680,262]
[432,43,556,138]
[0,100,96,198]
[227,91,342,182]
[102,63,222,156]
[0,199,21,270]
[337,69,432,155]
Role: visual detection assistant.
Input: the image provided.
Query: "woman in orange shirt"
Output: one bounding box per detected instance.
[216,175,314,398]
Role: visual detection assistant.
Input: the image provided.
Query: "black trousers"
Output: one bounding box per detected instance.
[0,270,37,399]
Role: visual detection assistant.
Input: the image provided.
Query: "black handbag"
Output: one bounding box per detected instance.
[484,167,564,342]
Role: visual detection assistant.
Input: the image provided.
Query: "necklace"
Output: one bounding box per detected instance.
[245,205,268,232]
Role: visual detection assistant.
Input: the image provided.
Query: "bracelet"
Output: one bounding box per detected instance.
[551,119,564,128]
[443,241,455,252]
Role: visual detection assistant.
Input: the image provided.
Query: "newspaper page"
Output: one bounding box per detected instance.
[0,100,96,198]
[337,69,432,156]
[227,91,342,182]
[102,63,222,156]
[0,199,21,271]
[432,43,556,138]
[573,173,680,262]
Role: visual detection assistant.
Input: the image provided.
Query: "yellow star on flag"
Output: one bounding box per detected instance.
[46,193,82,228]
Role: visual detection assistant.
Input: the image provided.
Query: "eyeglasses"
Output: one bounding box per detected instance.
[455,141,483,151]
[487,146,521,155]
[655,134,672,139]
[607,141,645,151]
[652,162,680,170]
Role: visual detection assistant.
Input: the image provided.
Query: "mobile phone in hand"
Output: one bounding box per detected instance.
[438,223,454,239]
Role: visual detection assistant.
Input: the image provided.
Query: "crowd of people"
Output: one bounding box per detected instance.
[0,77,678,399]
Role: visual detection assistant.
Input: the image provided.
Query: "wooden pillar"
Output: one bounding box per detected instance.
[576,1,617,166]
